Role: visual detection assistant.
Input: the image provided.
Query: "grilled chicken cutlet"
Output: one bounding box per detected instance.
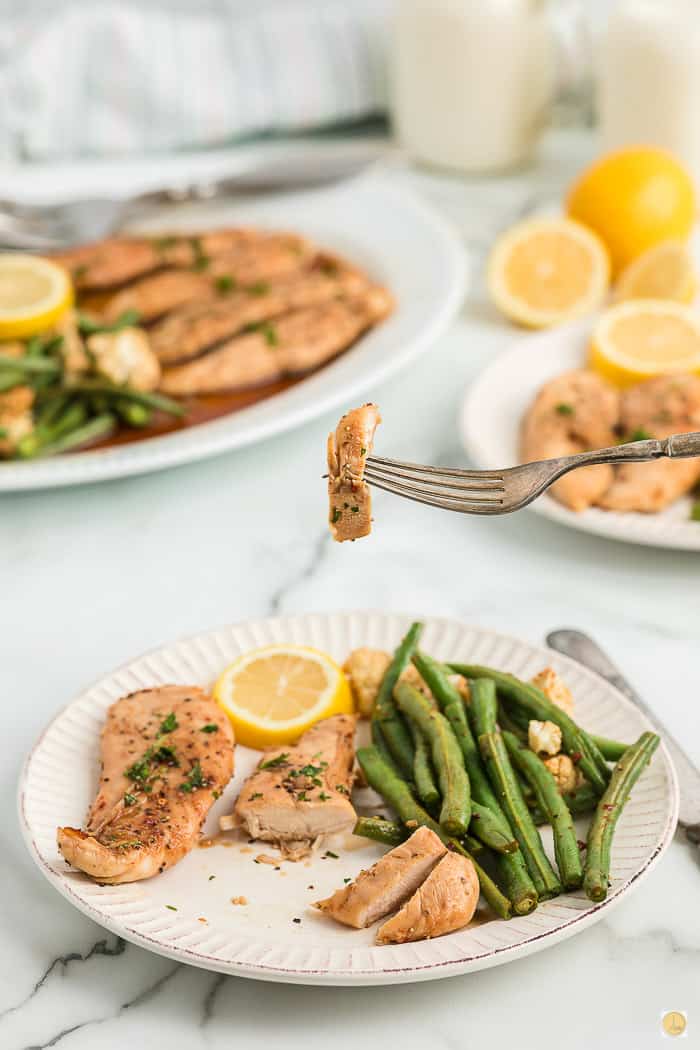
[149,258,370,365]
[328,402,382,542]
[597,374,700,512]
[376,851,480,944]
[160,288,393,396]
[315,827,446,928]
[52,229,260,292]
[225,714,355,858]
[521,369,619,511]
[101,234,315,323]
[57,685,234,884]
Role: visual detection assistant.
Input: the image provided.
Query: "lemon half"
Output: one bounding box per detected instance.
[614,241,697,305]
[0,254,73,339]
[214,645,353,749]
[487,217,610,329]
[590,300,700,386]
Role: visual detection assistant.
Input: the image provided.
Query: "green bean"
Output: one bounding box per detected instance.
[35,394,70,429]
[27,414,116,457]
[497,703,528,741]
[451,664,610,795]
[470,800,518,853]
[528,782,598,825]
[76,309,141,334]
[353,816,483,855]
[591,735,628,762]
[16,402,88,459]
[0,371,25,392]
[584,732,660,902]
[116,400,152,428]
[356,746,511,919]
[413,653,537,914]
[0,354,60,376]
[503,731,583,890]
[395,682,470,836]
[66,379,185,417]
[371,622,422,778]
[409,722,440,809]
[480,730,562,899]
[469,677,498,739]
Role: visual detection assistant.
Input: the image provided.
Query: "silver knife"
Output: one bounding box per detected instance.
[547,628,700,844]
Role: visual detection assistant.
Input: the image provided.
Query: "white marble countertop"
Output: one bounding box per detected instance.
[1,130,698,1049]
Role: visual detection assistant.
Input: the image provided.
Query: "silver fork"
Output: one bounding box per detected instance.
[364,432,700,515]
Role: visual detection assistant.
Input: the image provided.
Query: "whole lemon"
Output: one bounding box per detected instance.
[567,147,695,276]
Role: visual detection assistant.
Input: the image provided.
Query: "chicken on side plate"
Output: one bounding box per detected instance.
[57,685,234,884]
[520,369,620,512]
[314,826,446,928]
[223,714,356,859]
[327,402,382,542]
[597,374,700,512]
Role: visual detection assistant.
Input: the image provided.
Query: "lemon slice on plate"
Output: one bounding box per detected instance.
[214,645,353,749]
[0,254,73,339]
[487,217,610,329]
[590,299,700,386]
[614,241,697,304]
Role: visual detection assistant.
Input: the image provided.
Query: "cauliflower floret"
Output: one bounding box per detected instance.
[54,310,89,374]
[0,385,34,456]
[528,719,562,757]
[531,667,574,716]
[343,648,391,718]
[543,754,583,793]
[87,327,161,391]
[343,648,431,718]
[447,673,471,702]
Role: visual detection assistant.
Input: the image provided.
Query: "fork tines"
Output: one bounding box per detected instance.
[364,455,506,512]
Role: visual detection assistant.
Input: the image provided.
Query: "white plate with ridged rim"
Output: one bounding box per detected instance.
[460,319,700,551]
[19,611,677,985]
[0,175,466,492]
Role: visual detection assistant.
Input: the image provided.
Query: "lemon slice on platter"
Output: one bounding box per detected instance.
[0,254,73,339]
[614,241,697,305]
[590,299,700,386]
[214,645,353,749]
[487,217,610,329]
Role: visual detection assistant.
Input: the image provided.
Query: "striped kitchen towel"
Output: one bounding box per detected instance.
[0,0,390,161]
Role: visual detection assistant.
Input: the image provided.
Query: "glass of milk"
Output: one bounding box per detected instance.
[599,0,700,187]
[391,0,561,175]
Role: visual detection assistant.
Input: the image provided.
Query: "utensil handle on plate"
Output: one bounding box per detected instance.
[546,628,700,839]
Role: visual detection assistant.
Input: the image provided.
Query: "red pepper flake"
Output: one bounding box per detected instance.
[571,751,582,764]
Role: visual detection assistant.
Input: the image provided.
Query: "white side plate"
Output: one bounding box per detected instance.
[461,320,700,550]
[19,611,678,986]
[0,176,466,491]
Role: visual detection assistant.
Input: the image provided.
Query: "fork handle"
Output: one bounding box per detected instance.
[567,430,700,469]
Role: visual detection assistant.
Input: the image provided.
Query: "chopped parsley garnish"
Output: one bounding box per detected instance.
[159,712,178,734]
[125,757,151,783]
[190,237,210,271]
[249,792,263,800]
[247,281,270,296]
[335,784,349,795]
[215,274,236,294]
[324,850,339,859]
[297,791,308,801]
[292,917,301,924]
[555,403,574,416]
[208,875,216,881]
[165,904,178,911]
[200,723,219,733]
[343,878,351,884]
[152,744,179,766]
[123,793,137,807]
[350,506,359,514]
[629,427,652,442]
[259,752,289,770]
[360,447,367,456]
[180,761,209,793]
[331,508,342,524]
[319,791,330,801]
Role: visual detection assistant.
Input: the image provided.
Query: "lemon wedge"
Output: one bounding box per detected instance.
[614,241,697,304]
[214,645,353,749]
[0,254,73,339]
[487,217,610,329]
[590,300,700,386]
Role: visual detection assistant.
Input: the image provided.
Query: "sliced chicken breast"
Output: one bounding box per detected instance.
[149,258,370,365]
[57,685,234,884]
[328,402,382,542]
[160,290,392,397]
[597,374,700,512]
[376,850,480,944]
[521,369,620,511]
[101,234,315,323]
[314,827,446,929]
[52,229,260,292]
[227,714,356,856]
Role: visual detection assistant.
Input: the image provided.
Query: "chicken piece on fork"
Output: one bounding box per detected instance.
[327,403,382,542]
